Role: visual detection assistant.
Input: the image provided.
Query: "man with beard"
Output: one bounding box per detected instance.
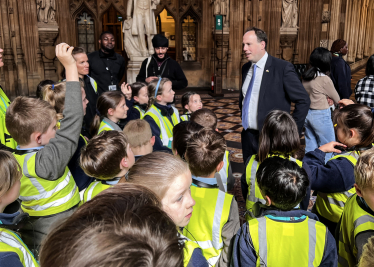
[88,31,127,95]
[136,34,188,90]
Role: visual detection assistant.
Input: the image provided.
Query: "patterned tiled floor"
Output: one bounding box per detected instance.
[174,67,366,219]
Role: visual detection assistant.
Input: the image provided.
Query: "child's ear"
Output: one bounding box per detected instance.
[184,104,189,111]
[156,95,163,102]
[32,132,42,145]
[354,184,363,197]
[134,96,139,102]
[216,161,224,172]
[150,136,155,146]
[107,108,114,116]
[265,196,272,206]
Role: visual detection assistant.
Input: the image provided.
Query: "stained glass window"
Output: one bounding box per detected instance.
[77,12,95,53]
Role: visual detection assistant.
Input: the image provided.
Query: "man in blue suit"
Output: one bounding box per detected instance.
[240,27,310,163]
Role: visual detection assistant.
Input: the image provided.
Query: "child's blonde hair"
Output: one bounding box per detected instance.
[123,120,152,148]
[354,148,374,190]
[6,97,57,146]
[0,151,22,197]
[90,91,125,136]
[148,78,171,107]
[359,236,374,267]
[80,131,129,180]
[122,152,189,199]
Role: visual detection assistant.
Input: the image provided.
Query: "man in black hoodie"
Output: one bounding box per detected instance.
[136,34,188,90]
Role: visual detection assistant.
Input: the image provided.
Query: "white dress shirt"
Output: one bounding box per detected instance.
[242,52,268,130]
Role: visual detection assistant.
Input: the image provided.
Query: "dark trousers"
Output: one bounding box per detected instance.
[241,128,260,164]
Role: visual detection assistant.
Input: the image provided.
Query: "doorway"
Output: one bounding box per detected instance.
[156,9,176,60]
[102,5,124,54]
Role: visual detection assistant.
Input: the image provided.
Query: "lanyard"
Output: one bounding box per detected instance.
[155,107,176,136]
[100,58,114,85]
[0,94,9,113]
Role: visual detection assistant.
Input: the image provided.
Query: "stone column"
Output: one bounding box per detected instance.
[280,28,298,63]
[363,2,374,57]
[38,23,59,81]
[356,0,369,60]
[347,0,361,63]
[0,0,17,99]
[211,27,229,97]
[9,0,28,96]
[328,0,341,49]
[127,56,147,84]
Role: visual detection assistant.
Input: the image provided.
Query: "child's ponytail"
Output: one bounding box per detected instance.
[147,78,170,107]
[89,91,125,136]
[42,81,67,121]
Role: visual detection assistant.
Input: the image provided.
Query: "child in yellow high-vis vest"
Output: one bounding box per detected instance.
[121,152,208,267]
[180,91,203,121]
[42,80,94,192]
[122,82,149,121]
[5,43,82,255]
[338,150,374,266]
[90,91,129,136]
[0,151,39,266]
[143,78,180,152]
[123,119,155,162]
[80,131,134,204]
[304,104,374,235]
[183,128,240,266]
[190,108,234,192]
[39,183,184,266]
[242,110,312,221]
[232,157,337,267]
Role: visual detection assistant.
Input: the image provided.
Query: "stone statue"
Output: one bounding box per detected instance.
[123,18,142,58]
[36,0,56,23]
[126,0,160,57]
[211,0,230,27]
[281,0,298,28]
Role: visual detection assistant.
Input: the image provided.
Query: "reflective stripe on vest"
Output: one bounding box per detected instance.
[183,187,233,266]
[249,216,326,266]
[98,119,114,134]
[180,114,189,121]
[82,181,112,204]
[134,106,145,119]
[87,75,98,93]
[338,195,374,267]
[316,152,359,223]
[218,150,230,192]
[0,229,39,267]
[0,87,17,149]
[144,105,180,148]
[14,152,80,216]
[245,154,302,220]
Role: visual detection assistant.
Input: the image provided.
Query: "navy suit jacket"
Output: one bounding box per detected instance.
[239,54,310,134]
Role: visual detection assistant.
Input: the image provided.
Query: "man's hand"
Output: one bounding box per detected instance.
[327,96,334,106]
[121,82,132,100]
[146,76,158,83]
[338,99,355,109]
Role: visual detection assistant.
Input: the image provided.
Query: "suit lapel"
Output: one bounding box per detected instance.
[258,55,273,104]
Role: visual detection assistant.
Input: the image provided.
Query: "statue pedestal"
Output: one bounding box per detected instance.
[280,27,298,62]
[38,22,59,81]
[127,56,148,84]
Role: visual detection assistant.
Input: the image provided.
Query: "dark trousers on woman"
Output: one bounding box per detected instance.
[241,128,260,165]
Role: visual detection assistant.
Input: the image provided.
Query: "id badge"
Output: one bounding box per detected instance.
[108,85,117,91]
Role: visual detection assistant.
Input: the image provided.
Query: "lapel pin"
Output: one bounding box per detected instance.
[266,70,269,72]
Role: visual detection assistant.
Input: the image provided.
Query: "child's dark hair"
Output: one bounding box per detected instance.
[185,128,226,177]
[302,47,332,81]
[39,184,183,267]
[36,80,54,99]
[148,78,171,107]
[256,157,309,211]
[334,104,374,149]
[257,110,300,162]
[181,92,198,113]
[172,121,203,159]
[130,82,148,99]
[365,54,374,76]
[90,91,125,136]
[190,108,218,130]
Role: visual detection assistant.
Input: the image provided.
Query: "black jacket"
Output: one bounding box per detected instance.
[136,54,188,90]
[240,55,310,134]
[82,75,98,137]
[330,55,352,99]
[87,50,126,95]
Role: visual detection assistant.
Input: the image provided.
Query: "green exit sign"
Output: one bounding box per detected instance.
[216,15,223,30]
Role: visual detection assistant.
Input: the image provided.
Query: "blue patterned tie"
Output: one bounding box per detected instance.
[242,64,257,130]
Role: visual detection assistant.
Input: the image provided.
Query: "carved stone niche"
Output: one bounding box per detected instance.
[321,11,331,23]
[280,27,298,62]
[320,39,328,49]
[38,23,59,81]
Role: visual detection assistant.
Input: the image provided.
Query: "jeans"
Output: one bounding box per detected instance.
[304,108,335,162]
